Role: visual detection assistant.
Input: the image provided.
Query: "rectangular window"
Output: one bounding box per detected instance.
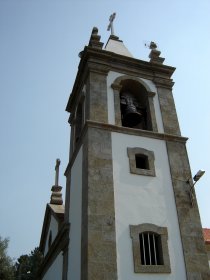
[130,223,171,273]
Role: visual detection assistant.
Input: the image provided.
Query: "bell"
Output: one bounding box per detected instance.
[123,103,142,127]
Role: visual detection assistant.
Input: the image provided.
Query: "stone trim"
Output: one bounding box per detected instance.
[38,223,70,280]
[81,127,118,280]
[66,46,175,112]
[148,91,156,97]
[85,121,187,142]
[166,141,210,278]
[130,223,171,273]
[127,147,156,177]
[62,246,68,280]
[65,123,87,177]
[87,61,110,75]
[39,204,64,255]
[153,77,174,89]
[111,76,158,132]
[111,83,122,126]
[70,89,86,153]
[148,92,158,132]
[81,133,88,280]
[86,70,109,123]
[64,177,71,223]
[156,86,181,136]
[64,120,188,177]
[48,230,52,250]
[40,212,51,255]
[112,75,152,92]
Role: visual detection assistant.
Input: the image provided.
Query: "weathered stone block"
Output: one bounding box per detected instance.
[157,87,181,135]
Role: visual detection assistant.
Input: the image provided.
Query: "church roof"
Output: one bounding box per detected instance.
[105,35,133,58]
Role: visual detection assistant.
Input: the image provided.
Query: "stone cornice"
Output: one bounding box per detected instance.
[153,77,175,89]
[86,120,188,143]
[66,46,176,112]
[65,120,188,176]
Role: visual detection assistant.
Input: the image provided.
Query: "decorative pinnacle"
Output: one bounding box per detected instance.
[148,41,165,64]
[50,158,63,205]
[149,41,157,50]
[88,26,103,49]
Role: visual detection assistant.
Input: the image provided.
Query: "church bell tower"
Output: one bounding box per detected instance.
[64,24,209,280]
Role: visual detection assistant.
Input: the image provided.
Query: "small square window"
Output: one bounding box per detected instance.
[127,148,155,177]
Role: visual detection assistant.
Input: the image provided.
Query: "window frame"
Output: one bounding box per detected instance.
[130,223,171,273]
[127,147,156,177]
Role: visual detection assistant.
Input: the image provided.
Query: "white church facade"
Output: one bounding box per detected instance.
[38,26,210,280]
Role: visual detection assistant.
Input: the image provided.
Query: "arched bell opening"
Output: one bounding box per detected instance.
[120,80,152,130]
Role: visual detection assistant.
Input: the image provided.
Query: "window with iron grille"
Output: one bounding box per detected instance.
[130,224,171,273]
[139,232,163,266]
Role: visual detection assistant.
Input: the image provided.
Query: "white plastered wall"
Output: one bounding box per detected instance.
[106,71,164,133]
[67,146,83,280]
[44,215,58,256]
[43,252,63,280]
[112,132,186,280]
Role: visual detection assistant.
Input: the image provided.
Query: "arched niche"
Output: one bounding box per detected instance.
[111,76,157,132]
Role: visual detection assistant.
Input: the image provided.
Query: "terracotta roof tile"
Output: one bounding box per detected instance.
[203,228,210,244]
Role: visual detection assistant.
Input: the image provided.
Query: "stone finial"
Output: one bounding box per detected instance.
[149,41,165,64]
[50,158,63,205]
[88,27,104,49]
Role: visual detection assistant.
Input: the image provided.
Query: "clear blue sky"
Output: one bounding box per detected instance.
[0,0,210,259]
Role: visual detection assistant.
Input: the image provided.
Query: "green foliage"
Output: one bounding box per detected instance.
[0,236,43,280]
[14,247,43,280]
[0,236,15,280]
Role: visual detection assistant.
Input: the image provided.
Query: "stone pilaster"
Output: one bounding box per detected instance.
[111,83,122,126]
[166,141,210,279]
[81,127,117,280]
[156,84,181,136]
[148,91,158,132]
[86,70,109,124]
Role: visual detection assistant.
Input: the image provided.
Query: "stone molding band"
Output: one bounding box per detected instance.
[65,120,188,177]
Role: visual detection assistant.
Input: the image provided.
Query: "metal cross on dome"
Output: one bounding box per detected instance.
[107,12,116,35]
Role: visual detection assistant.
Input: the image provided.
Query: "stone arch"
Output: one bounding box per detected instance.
[113,75,153,93]
[111,75,157,131]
